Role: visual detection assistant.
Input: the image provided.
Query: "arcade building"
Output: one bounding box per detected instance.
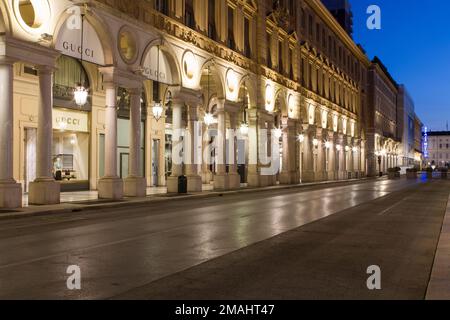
[1,0,397,209]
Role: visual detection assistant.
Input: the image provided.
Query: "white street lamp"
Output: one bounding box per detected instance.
[74,85,88,107]
[240,122,249,136]
[274,128,283,139]
[204,113,215,127]
[298,134,305,143]
[313,138,319,147]
[325,141,332,149]
[73,13,89,107]
[152,102,164,121]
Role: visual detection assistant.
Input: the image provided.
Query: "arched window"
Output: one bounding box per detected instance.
[53,56,91,110]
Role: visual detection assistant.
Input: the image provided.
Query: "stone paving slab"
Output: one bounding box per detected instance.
[112,180,450,300]
[426,192,450,300]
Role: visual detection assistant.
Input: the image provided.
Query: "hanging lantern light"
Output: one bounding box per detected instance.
[313,138,319,147]
[152,45,164,121]
[74,85,88,107]
[274,128,283,139]
[298,134,305,143]
[152,101,164,121]
[240,123,249,136]
[204,113,215,127]
[73,12,88,107]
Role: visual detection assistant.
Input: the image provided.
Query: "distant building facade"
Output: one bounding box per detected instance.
[425,132,450,168]
[397,85,416,166]
[366,57,401,176]
[413,114,424,167]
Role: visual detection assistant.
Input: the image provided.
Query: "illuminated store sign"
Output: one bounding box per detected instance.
[423,126,429,158]
[142,46,174,85]
[55,20,105,66]
[53,109,89,133]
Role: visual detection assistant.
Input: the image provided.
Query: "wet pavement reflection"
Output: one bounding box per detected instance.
[0,178,424,299]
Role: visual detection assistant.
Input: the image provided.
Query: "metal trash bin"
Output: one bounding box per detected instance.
[178,175,188,194]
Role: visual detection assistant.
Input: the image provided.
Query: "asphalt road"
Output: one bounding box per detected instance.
[0,177,440,299]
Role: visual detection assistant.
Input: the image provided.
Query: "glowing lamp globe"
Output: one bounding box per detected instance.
[204,113,215,127]
[274,128,283,139]
[240,123,249,136]
[313,139,319,147]
[152,102,164,121]
[74,86,88,107]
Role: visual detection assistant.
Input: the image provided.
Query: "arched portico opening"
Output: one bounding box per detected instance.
[199,62,225,186]
[272,90,287,184]
[141,40,181,187]
[236,82,251,184]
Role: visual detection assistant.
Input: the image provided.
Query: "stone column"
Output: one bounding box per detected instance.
[214,102,229,190]
[124,88,146,197]
[185,105,202,192]
[315,128,324,182]
[201,122,213,184]
[343,138,349,179]
[97,81,123,199]
[336,134,344,180]
[228,112,241,189]
[266,121,275,186]
[0,60,22,208]
[247,109,260,187]
[29,66,61,205]
[167,99,184,193]
[302,124,315,183]
[280,118,297,184]
[327,131,336,181]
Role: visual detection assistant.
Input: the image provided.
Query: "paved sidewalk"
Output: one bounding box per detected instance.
[426,193,450,299]
[0,178,377,221]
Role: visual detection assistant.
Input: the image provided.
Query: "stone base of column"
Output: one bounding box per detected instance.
[328,172,338,181]
[247,173,260,188]
[124,176,146,197]
[201,171,214,184]
[29,179,60,205]
[228,173,241,190]
[187,175,202,192]
[0,182,22,208]
[98,177,123,200]
[279,171,298,185]
[302,171,316,183]
[167,176,180,193]
[214,174,229,190]
[311,172,322,182]
[258,175,273,187]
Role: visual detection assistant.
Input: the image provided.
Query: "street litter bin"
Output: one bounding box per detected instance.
[178,175,188,194]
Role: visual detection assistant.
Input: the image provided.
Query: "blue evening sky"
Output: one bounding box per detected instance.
[350,0,450,131]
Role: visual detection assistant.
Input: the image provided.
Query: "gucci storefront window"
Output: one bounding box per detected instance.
[52,56,91,191]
